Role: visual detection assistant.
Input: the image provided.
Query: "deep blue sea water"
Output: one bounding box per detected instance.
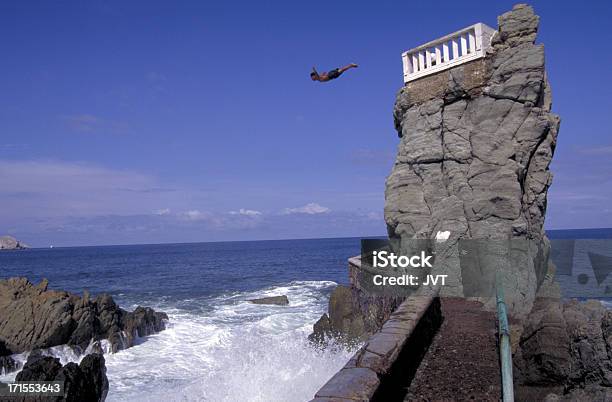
[0,238,362,402]
[0,232,610,401]
[0,238,358,309]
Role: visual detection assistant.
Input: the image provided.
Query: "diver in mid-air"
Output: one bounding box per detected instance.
[310,63,358,82]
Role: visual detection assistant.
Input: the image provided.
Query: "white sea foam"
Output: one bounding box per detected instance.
[0,338,110,380]
[0,280,353,401]
[101,280,354,402]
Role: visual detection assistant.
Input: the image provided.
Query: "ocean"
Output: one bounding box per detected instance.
[0,238,360,401]
[0,231,610,401]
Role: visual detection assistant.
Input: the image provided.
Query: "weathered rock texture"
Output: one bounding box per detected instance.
[248,295,289,305]
[1,353,109,402]
[514,298,612,401]
[386,3,559,317]
[0,278,168,356]
[0,236,28,250]
[309,283,403,345]
[0,340,16,374]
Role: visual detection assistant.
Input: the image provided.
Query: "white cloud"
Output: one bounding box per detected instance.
[0,159,161,219]
[60,114,130,135]
[365,212,381,220]
[282,203,330,215]
[153,208,171,215]
[183,210,205,220]
[229,208,262,216]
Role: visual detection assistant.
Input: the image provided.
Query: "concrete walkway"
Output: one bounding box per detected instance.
[404,298,501,401]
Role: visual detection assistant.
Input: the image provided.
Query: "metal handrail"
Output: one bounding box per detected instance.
[496,272,515,402]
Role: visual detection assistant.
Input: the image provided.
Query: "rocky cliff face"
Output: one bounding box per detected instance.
[0,278,167,358]
[0,236,28,250]
[514,299,612,401]
[386,4,560,316]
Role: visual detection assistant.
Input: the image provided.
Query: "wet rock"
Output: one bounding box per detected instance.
[121,306,168,347]
[12,353,108,402]
[308,314,332,344]
[327,286,365,339]
[0,357,16,375]
[16,354,62,381]
[0,341,16,374]
[515,298,612,399]
[309,285,403,344]
[0,277,168,354]
[248,295,289,305]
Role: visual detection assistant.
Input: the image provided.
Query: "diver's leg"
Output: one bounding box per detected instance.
[338,63,358,73]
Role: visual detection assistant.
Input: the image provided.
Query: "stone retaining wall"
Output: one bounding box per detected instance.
[311,285,441,401]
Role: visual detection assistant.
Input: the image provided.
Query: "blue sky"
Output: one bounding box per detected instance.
[1,1,611,246]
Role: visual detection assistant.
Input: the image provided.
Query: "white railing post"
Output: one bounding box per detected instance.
[474,23,483,51]
[468,29,476,54]
[460,35,468,56]
[401,23,496,83]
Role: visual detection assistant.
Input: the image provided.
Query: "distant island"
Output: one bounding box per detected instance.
[0,235,29,250]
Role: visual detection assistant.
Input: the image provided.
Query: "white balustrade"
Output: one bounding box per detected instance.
[401,23,496,83]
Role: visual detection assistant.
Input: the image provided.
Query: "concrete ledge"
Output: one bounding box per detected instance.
[311,285,441,401]
[314,367,380,401]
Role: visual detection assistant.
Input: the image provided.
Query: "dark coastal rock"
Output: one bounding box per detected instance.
[326,286,365,340]
[309,285,403,344]
[385,3,559,317]
[0,277,168,354]
[544,386,612,402]
[308,314,332,344]
[248,295,289,306]
[514,298,612,400]
[121,306,168,347]
[0,357,16,375]
[16,354,62,381]
[0,235,28,250]
[0,341,16,374]
[11,353,108,402]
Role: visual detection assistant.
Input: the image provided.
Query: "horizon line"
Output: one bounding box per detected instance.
[7,227,612,250]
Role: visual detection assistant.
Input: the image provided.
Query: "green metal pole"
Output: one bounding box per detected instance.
[496,272,515,402]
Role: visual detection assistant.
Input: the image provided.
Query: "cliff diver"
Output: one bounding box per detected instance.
[310,63,358,82]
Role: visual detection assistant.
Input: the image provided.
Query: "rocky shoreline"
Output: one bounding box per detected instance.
[0,278,167,356]
[309,284,403,345]
[0,277,168,401]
